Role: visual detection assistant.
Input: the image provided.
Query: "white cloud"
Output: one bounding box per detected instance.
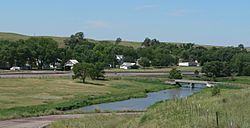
[167,9,188,17]
[135,5,157,10]
[85,20,109,29]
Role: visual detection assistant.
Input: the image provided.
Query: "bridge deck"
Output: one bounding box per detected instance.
[174,80,210,84]
[166,79,215,87]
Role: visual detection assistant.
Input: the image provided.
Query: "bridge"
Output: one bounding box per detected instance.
[166,79,215,88]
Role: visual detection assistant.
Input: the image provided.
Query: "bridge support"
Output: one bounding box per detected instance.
[176,82,182,87]
[189,83,195,88]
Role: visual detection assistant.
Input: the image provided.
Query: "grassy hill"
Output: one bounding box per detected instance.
[0,32,225,49]
[0,32,30,41]
[0,32,68,47]
[0,32,142,48]
[247,47,250,51]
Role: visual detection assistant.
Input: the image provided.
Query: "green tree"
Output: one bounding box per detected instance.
[181,43,194,50]
[231,53,250,76]
[238,44,245,51]
[142,38,151,47]
[202,61,232,77]
[169,68,182,79]
[92,62,105,80]
[137,47,154,60]
[242,65,250,76]
[72,63,94,83]
[73,44,97,63]
[138,57,151,67]
[65,32,85,49]
[72,62,105,83]
[26,37,58,69]
[115,37,122,45]
[150,38,160,46]
[152,53,176,67]
[142,38,160,47]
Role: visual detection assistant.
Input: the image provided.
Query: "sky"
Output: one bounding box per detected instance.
[0,0,250,47]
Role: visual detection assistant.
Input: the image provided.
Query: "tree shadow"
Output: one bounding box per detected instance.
[84,81,105,86]
[75,78,110,85]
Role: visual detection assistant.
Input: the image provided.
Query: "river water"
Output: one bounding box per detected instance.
[77,85,204,112]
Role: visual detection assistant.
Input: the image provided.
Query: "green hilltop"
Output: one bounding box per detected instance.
[0,32,142,48]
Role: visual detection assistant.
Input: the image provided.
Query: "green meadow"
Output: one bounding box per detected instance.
[0,76,173,119]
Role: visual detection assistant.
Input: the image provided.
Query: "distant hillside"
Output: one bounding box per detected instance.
[246,47,250,51]
[0,32,29,41]
[0,32,142,48]
[0,32,68,47]
[0,32,223,49]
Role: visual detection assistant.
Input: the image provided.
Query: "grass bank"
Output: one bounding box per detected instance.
[50,76,250,128]
[0,76,173,120]
[49,114,139,128]
[125,85,250,127]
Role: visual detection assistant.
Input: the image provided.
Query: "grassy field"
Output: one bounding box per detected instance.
[0,76,173,119]
[50,76,250,128]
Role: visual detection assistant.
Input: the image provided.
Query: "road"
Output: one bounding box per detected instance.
[0,71,196,78]
[0,112,141,128]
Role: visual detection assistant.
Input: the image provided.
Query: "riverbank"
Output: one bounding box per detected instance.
[49,76,250,128]
[0,76,174,120]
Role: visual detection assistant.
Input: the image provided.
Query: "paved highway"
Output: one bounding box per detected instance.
[0,71,196,78]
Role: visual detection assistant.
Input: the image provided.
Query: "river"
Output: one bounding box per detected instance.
[76,85,205,112]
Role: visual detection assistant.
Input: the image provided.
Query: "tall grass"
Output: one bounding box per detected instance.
[123,88,250,128]
[49,114,139,128]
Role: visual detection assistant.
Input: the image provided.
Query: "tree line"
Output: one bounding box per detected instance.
[0,32,249,78]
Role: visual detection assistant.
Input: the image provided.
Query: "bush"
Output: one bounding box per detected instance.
[211,86,221,96]
[138,57,151,67]
[242,65,250,76]
[194,70,199,76]
[168,68,182,79]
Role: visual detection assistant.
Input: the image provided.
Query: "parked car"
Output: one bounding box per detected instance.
[10,66,21,71]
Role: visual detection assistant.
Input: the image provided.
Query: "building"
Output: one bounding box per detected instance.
[64,59,79,70]
[178,60,199,67]
[120,62,136,69]
[116,55,124,64]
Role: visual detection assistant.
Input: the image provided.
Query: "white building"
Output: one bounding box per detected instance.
[178,60,199,67]
[120,62,136,69]
[116,55,124,64]
[64,59,79,70]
